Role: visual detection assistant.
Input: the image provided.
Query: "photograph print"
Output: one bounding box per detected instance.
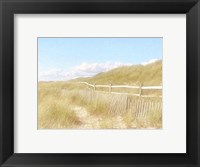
[38,37,162,129]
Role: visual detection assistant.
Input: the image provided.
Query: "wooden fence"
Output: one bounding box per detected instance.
[78,88,162,119]
[79,82,162,98]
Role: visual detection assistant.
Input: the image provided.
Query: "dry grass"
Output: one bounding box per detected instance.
[38,85,82,129]
[147,108,162,128]
[38,83,162,129]
[38,60,162,129]
[123,111,135,128]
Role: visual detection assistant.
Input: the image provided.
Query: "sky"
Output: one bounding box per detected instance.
[38,38,162,81]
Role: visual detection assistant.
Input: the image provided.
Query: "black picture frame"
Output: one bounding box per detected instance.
[0,0,200,166]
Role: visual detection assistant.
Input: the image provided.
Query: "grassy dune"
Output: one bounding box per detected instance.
[38,60,162,129]
[85,60,162,85]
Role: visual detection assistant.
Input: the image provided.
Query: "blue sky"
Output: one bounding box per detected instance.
[38,38,162,81]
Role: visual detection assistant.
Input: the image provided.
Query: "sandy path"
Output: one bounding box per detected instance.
[73,106,100,129]
[72,105,128,129]
[111,116,127,129]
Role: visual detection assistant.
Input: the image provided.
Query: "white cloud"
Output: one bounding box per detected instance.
[141,59,159,66]
[38,62,131,81]
[39,59,160,81]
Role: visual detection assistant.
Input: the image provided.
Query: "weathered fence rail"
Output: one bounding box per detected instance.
[79,82,162,98]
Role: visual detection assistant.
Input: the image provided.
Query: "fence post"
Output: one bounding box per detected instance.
[109,84,112,93]
[94,83,96,91]
[126,96,129,112]
[139,83,143,97]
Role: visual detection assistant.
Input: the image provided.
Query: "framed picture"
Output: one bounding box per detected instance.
[0,0,199,167]
[38,37,163,130]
